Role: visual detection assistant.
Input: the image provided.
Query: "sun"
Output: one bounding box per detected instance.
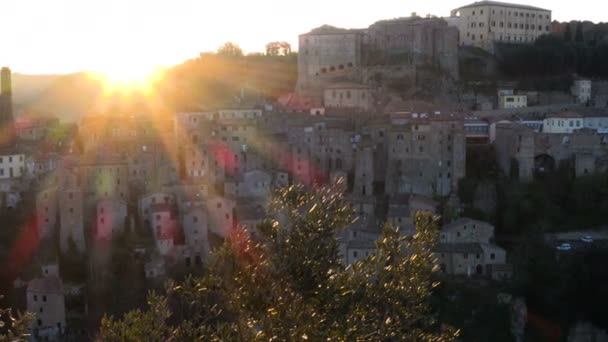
[90,63,165,94]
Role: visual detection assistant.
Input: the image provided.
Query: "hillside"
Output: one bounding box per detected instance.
[15,53,298,122]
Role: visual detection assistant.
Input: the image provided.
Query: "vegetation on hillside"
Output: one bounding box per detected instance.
[96,184,458,341]
[498,25,608,78]
[17,42,297,121]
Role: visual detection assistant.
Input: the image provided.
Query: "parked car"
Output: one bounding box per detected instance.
[580,235,594,243]
[556,243,572,251]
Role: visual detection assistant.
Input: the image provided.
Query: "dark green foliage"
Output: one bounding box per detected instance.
[96,185,458,341]
[575,22,585,43]
[497,29,608,78]
[564,23,573,42]
[511,236,608,338]
[217,42,244,58]
[497,171,608,235]
[433,281,513,341]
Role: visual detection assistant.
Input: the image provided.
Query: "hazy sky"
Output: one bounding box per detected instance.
[1,0,606,74]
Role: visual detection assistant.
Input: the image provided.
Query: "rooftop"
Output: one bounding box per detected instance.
[454,1,550,12]
[435,242,484,254]
[303,25,365,36]
[442,217,493,232]
[27,276,63,294]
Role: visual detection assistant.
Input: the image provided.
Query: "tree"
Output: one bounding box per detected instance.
[0,296,32,342]
[564,23,573,42]
[97,185,458,341]
[217,42,243,58]
[575,22,585,43]
[265,42,281,56]
[265,41,292,56]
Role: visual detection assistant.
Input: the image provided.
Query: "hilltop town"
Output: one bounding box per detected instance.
[2,1,608,340]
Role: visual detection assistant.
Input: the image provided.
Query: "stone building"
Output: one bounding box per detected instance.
[571,79,592,104]
[182,204,211,254]
[494,121,537,181]
[149,203,179,256]
[296,25,365,98]
[27,276,66,340]
[79,153,130,201]
[385,113,466,197]
[435,218,508,277]
[0,153,25,179]
[58,187,85,253]
[296,15,459,98]
[36,186,59,239]
[367,16,459,80]
[451,1,552,53]
[95,198,127,241]
[323,83,373,111]
[138,192,175,226]
[495,120,608,180]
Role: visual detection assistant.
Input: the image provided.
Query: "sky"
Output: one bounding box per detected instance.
[1,0,606,74]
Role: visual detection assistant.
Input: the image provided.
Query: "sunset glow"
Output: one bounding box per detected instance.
[90,65,165,93]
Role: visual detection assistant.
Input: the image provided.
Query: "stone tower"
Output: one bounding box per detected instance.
[0,67,15,146]
[353,140,375,197]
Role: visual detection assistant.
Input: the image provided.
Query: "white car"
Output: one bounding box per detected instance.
[556,243,572,251]
[580,235,594,243]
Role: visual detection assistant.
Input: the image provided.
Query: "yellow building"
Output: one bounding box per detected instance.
[451,1,551,53]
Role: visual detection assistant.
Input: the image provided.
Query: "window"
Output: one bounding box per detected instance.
[464,253,468,260]
[34,295,38,301]
[43,295,47,302]
[353,251,358,259]
[491,253,496,260]
[193,216,198,223]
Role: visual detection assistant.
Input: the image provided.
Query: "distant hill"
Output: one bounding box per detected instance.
[12,53,298,122]
[14,73,104,122]
[12,73,62,106]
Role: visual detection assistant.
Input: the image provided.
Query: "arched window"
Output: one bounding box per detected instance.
[329,66,335,72]
[338,64,344,70]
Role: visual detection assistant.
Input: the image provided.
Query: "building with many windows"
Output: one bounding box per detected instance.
[0,153,25,179]
[451,1,552,53]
